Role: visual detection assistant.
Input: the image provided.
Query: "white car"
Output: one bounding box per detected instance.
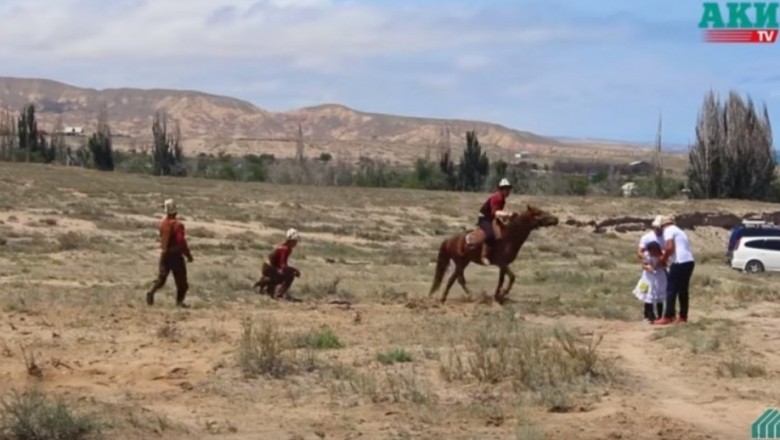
[730,236,780,273]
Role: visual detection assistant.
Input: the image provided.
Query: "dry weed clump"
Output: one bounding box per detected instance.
[186,227,217,239]
[156,323,179,341]
[440,317,615,411]
[236,318,293,379]
[651,317,766,379]
[650,318,736,354]
[320,362,435,406]
[0,389,103,440]
[94,217,155,232]
[717,353,766,378]
[56,232,87,251]
[125,410,177,436]
[730,283,780,304]
[297,278,354,302]
[377,348,413,365]
[56,232,109,252]
[236,318,327,380]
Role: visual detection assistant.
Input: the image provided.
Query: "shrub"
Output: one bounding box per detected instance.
[377,349,413,365]
[292,327,343,350]
[236,319,291,378]
[0,389,102,440]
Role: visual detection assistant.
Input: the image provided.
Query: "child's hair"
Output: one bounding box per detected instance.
[645,242,662,255]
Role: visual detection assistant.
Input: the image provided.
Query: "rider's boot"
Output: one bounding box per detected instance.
[481,243,491,265]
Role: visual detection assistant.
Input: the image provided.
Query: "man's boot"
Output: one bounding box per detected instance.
[146,290,155,306]
[175,287,190,308]
[253,277,268,295]
[274,284,288,300]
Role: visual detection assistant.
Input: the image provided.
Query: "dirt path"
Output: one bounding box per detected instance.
[612,326,747,438]
[522,310,772,439]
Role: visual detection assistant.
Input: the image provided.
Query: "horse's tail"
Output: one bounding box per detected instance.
[429,238,451,296]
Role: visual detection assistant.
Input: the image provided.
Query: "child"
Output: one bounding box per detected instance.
[632,241,667,323]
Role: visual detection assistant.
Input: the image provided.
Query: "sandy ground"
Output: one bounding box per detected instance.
[1,162,779,439]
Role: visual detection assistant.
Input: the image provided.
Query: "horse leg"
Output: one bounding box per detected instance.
[441,267,461,304]
[457,265,473,299]
[500,266,517,301]
[494,266,506,303]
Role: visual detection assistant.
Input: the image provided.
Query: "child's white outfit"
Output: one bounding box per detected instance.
[633,255,667,321]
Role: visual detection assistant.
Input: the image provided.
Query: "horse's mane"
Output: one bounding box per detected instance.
[505,205,546,231]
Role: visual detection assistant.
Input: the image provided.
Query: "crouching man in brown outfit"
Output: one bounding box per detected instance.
[253,228,300,300]
[146,199,194,308]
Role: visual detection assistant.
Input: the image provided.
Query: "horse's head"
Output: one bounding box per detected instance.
[518,205,559,229]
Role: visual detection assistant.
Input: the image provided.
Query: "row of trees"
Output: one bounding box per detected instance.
[0,102,498,190]
[1,90,775,200]
[0,104,185,176]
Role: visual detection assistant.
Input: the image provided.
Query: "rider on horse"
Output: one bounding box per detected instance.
[476,178,513,265]
[255,228,301,299]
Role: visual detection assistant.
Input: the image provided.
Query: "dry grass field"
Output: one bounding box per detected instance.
[1,162,780,439]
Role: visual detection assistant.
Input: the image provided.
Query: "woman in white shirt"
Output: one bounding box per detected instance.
[656,215,695,325]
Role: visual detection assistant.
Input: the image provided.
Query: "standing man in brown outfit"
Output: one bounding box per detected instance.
[146,199,194,308]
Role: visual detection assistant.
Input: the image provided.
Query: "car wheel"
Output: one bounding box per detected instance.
[745,260,765,273]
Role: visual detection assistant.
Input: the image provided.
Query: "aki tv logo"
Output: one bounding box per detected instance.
[699,2,779,43]
[752,408,780,438]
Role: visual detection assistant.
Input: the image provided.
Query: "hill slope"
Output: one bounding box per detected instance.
[0,76,659,164]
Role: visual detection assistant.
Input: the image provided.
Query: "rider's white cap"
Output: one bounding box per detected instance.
[164,199,177,215]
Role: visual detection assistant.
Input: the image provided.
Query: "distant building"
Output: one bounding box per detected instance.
[61,126,84,136]
[514,151,531,160]
[628,160,653,175]
[621,182,637,197]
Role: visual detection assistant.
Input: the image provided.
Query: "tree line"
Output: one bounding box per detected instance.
[0,103,186,176]
[0,90,775,200]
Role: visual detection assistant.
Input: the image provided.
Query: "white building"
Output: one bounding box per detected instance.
[62,126,84,135]
[621,182,637,197]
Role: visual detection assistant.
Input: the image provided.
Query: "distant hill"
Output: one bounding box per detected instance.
[554,136,690,152]
[0,76,665,164]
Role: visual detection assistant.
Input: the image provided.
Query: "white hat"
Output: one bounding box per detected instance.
[164,199,177,215]
[286,228,299,241]
[651,215,663,228]
[659,215,675,226]
[498,178,512,188]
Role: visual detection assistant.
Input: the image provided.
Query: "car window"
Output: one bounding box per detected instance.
[745,239,769,250]
[743,228,780,237]
[765,240,780,251]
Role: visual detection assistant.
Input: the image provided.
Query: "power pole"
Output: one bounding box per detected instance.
[654,111,664,198]
[295,123,305,164]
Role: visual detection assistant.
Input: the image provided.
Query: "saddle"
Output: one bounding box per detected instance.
[465,218,504,247]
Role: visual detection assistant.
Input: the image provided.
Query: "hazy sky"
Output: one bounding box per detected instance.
[0,0,778,144]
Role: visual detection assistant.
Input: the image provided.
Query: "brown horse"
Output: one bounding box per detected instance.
[429,205,559,304]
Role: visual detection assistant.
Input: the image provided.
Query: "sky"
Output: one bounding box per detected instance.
[0,0,778,145]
